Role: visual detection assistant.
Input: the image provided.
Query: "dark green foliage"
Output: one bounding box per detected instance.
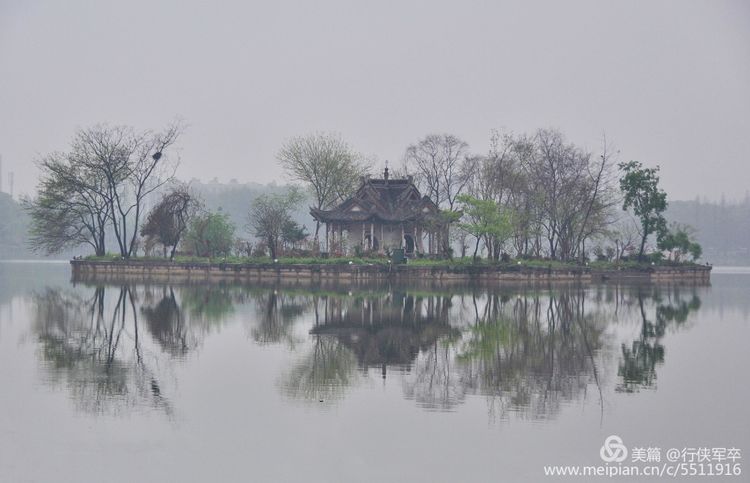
[688,242,702,261]
[617,288,701,393]
[657,223,703,261]
[281,219,308,251]
[618,161,668,260]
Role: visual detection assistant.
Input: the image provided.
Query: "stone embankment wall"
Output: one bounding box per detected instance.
[71,260,712,284]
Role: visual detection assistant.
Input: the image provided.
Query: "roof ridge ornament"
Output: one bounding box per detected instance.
[384,161,389,181]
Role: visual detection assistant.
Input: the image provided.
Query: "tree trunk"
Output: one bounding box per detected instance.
[268,236,277,259]
[638,225,648,261]
[95,230,106,256]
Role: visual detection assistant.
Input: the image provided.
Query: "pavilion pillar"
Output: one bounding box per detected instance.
[401,224,405,248]
[362,222,365,248]
[380,224,384,253]
[370,222,374,250]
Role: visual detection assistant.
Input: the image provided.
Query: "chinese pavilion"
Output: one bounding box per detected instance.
[310,168,448,257]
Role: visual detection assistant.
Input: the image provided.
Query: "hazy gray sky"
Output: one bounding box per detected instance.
[1,0,748,201]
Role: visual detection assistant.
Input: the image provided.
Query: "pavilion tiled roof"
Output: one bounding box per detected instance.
[310,175,440,224]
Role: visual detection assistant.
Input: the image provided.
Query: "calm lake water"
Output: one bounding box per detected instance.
[0,262,748,482]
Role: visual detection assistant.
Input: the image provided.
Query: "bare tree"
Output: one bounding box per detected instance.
[468,130,524,205]
[24,153,110,255]
[458,129,618,261]
[567,136,619,261]
[608,214,643,261]
[248,188,304,259]
[277,133,368,245]
[523,129,617,261]
[74,122,184,258]
[466,130,528,259]
[403,133,472,211]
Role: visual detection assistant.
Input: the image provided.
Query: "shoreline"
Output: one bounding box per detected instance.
[70,259,712,284]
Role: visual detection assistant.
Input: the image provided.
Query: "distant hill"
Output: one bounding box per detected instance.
[188,178,315,239]
[666,198,750,266]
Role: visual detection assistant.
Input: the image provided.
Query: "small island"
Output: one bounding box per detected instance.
[71,256,711,284]
[23,126,709,283]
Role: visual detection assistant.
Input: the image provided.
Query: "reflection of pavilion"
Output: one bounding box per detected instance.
[311,292,459,371]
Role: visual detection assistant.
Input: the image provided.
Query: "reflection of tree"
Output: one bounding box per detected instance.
[36,279,707,418]
[32,286,173,416]
[141,287,190,357]
[250,291,308,347]
[281,336,359,402]
[617,286,702,392]
[139,284,244,356]
[403,337,465,411]
[403,288,606,416]
[273,286,610,416]
[180,285,236,323]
